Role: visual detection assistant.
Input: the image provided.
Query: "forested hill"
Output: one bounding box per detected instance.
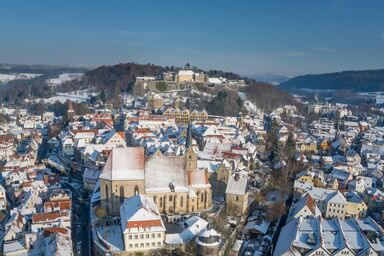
[0,62,298,113]
[57,63,167,94]
[280,69,384,92]
[57,62,298,112]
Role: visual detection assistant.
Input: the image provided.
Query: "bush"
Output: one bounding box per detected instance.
[156,82,168,92]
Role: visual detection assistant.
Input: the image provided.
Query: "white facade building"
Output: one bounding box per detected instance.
[120,194,166,254]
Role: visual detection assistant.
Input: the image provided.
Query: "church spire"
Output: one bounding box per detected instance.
[186,122,192,149]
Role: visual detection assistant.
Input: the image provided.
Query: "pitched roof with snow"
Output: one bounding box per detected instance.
[99,147,145,181]
[225,174,248,196]
[120,194,165,233]
[145,155,188,193]
[287,194,321,223]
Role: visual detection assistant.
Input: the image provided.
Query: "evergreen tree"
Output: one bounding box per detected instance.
[100,89,107,104]
[284,132,296,159]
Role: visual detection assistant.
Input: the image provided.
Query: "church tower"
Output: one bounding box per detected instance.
[185,147,197,172]
[66,101,75,120]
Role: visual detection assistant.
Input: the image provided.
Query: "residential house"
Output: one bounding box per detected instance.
[120,194,166,253]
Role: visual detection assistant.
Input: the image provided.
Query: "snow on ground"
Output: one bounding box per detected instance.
[238,92,263,115]
[47,73,83,87]
[0,73,42,83]
[244,100,262,115]
[35,89,98,104]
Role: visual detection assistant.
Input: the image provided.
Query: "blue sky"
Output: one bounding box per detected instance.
[0,0,383,75]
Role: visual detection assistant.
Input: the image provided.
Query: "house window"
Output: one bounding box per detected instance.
[236,195,239,201]
[169,195,172,201]
[180,196,184,207]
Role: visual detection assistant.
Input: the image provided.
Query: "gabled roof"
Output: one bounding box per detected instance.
[226,174,248,196]
[99,147,145,181]
[287,194,321,223]
[120,194,165,233]
[327,191,347,205]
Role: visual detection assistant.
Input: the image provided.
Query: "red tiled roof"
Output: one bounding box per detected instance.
[223,152,242,159]
[306,195,317,215]
[32,211,68,223]
[135,128,152,134]
[0,134,15,144]
[43,227,68,236]
[126,219,163,229]
[117,131,125,140]
[44,199,72,211]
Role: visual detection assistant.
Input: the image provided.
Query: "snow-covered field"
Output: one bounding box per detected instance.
[34,89,98,104]
[0,73,42,83]
[47,73,83,86]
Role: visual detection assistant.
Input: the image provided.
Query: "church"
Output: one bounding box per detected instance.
[99,146,212,216]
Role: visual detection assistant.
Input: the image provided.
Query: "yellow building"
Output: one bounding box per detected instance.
[324,176,339,190]
[226,173,249,217]
[163,108,208,125]
[296,170,314,185]
[176,70,194,82]
[147,92,164,111]
[99,147,212,216]
[298,136,317,152]
[194,72,208,83]
[319,139,330,151]
[344,192,367,218]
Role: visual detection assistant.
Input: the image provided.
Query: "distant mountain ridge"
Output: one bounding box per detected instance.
[280,69,384,92]
[249,73,292,85]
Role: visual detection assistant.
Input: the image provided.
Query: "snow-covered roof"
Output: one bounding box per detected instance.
[245,216,270,235]
[178,70,194,76]
[120,194,165,234]
[165,216,208,245]
[99,147,145,181]
[225,174,248,196]
[145,155,188,193]
[274,216,383,256]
